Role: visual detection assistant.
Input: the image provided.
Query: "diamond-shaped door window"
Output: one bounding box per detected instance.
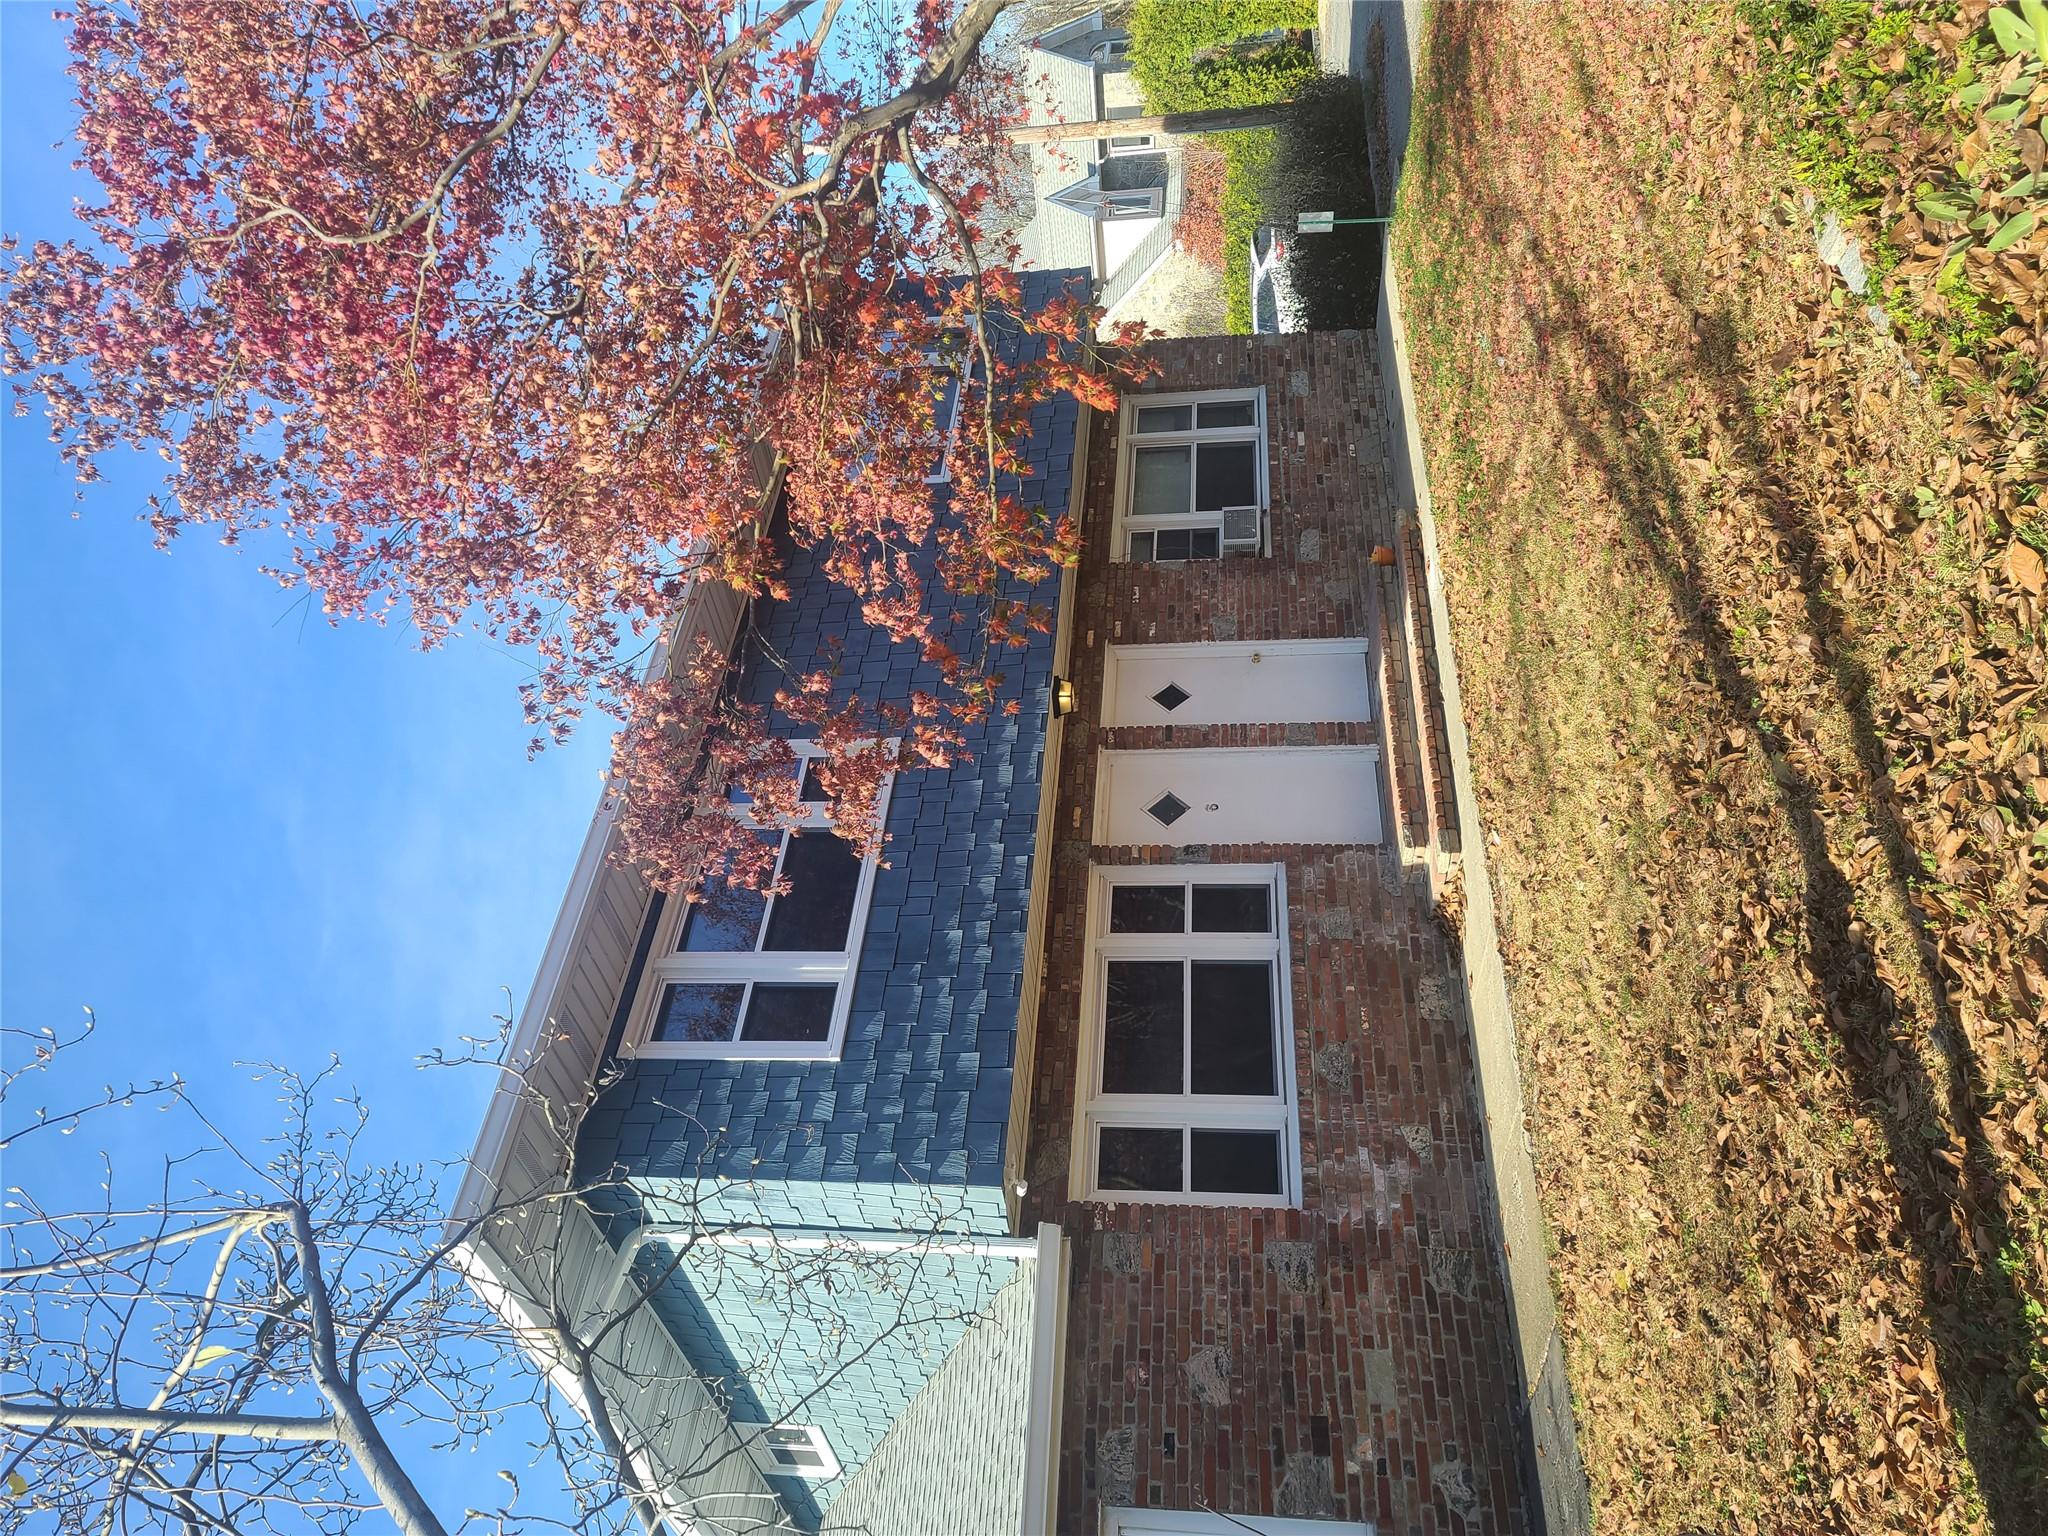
[1150,682,1191,712]
[1145,791,1191,827]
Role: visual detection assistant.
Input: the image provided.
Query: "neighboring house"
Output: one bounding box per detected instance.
[1001,11,1223,338]
[459,281,1533,1533]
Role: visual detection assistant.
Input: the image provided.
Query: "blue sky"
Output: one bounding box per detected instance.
[3,6,613,1514]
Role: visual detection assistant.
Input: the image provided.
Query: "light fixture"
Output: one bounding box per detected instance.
[1051,676,1077,718]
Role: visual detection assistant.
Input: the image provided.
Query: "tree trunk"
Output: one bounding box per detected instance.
[1002,104,1292,144]
[288,1205,452,1536]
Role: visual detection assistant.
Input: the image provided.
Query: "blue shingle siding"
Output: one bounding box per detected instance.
[641,1239,1029,1527]
[573,271,1084,1530]
[579,271,1080,1225]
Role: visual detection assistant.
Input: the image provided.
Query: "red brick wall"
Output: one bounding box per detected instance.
[1021,332,1528,1533]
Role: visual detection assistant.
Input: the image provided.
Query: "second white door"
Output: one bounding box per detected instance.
[1096,747,1383,847]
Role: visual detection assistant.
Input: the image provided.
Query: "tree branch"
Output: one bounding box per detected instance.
[0,1403,341,1443]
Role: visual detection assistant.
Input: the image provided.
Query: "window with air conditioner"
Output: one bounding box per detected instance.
[1073,866,1299,1205]
[1113,389,1268,563]
[628,741,890,1061]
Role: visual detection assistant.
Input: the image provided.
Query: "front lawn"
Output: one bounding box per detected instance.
[1396,2,2047,1531]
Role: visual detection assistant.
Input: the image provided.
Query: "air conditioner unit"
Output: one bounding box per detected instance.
[1221,505,1263,552]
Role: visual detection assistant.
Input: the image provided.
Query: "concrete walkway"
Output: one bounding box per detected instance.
[1324,4,1595,1532]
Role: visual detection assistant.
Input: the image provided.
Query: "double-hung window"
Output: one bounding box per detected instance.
[1074,866,1298,1204]
[630,742,888,1061]
[1115,389,1268,563]
[924,339,977,485]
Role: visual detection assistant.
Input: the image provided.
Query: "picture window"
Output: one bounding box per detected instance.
[1115,390,1267,562]
[1077,868,1297,1205]
[631,742,890,1061]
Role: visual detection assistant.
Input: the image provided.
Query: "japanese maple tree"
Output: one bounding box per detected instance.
[3,0,1141,896]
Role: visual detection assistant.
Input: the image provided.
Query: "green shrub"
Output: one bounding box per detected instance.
[1127,0,1320,111]
[1219,130,1277,332]
[1126,1,1375,333]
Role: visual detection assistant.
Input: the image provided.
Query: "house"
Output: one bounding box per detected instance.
[1000,11,1225,338]
[457,275,1534,1533]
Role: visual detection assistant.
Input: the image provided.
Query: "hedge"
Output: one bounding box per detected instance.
[1126,0,1320,112]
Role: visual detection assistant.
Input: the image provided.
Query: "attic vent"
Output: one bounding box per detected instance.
[1150,682,1191,713]
[1145,792,1191,827]
[734,1423,840,1482]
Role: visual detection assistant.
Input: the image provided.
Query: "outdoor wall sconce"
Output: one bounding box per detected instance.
[1051,676,1077,718]
[1370,545,1397,567]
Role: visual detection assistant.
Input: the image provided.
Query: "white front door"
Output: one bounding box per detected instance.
[1103,639,1373,727]
[1097,747,1383,847]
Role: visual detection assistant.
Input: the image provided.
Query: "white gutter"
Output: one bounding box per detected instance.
[594,1224,1039,1321]
[1016,1222,1069,1536]
[449,794,620,1227]
[1003,400,1092,1230]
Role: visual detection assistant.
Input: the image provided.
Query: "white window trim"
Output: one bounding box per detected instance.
[924,327,980,485]
[1102,133,1156,156]
[1068,864,1301,1207]
[732,1422,841,1482]
[1110,388,1269,563]
[626,740,892,1063]
[1103,1509,1373,1536]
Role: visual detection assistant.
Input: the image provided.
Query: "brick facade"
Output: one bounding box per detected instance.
[1021,332,1529,1533]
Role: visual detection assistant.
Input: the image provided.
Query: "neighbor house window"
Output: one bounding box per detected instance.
[1114,389,1268,562]
[629,742,889,1061]
[1073,866,1298,1204]
[734,1423,841,1482]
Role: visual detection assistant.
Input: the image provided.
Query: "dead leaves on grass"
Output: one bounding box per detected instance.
[1401,0,2048,1530]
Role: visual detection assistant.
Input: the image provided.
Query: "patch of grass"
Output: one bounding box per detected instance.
[1396,0,2048,1528]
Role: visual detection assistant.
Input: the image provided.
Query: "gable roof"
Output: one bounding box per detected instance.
[988,37,1102,276]
[452,274,1087,1533]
